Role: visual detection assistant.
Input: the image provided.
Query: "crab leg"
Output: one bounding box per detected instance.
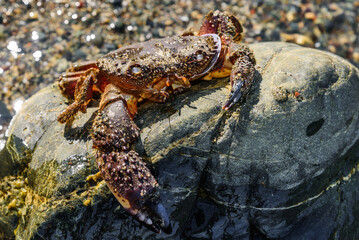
[58,72,87,98]
[57,68,98,123]
[71,60,97,71]
[222,43,256,110]
[92,84,171,234]
[58,61,99,98]
[196,10,256,110]
[198,10,243,44]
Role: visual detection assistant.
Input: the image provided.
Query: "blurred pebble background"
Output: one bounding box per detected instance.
[0,0,358,120]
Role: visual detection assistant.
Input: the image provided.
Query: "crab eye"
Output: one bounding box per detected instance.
[196,53,204,61]
[131,66,142,75]
[195,50,206,61]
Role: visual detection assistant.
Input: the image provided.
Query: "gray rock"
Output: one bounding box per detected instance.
[1,42,359,239]
[0,100,11,151]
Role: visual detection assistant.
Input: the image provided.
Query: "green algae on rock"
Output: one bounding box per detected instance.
[1,42,359,239]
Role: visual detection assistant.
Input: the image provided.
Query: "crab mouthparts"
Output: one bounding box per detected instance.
[190,33,222,80]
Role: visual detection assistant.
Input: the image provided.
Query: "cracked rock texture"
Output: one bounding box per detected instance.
[1,42,359,239]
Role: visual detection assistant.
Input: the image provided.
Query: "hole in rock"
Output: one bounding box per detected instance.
[306,118,325,137]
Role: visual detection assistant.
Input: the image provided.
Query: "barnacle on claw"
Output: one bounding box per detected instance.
[92,95,171,232]
[56,10,256,233]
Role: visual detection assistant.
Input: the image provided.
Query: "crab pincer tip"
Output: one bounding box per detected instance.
[222,81,243,110]
[130,198,172,234]
[221,104,231,111]
[146,201,172,234]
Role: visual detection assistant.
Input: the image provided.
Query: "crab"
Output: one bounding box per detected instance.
[56,10,256,234]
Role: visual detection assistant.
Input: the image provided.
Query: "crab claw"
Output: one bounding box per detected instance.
[115,182,171,233]
[94,130,172,233]
[146,201,171,233]
[130,197,172,234]
[222,81,243,110]
[92,84,171,233]
[222,43,256,111]
[94,148,172,233]
[199,10,243,43]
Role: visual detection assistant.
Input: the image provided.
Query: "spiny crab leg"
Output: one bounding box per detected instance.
[92,84,171,234]
[57,60,99,98]
[58,71,88,98]
[71,60,98,71]
[57,68,98,123]
[222,43,256,110]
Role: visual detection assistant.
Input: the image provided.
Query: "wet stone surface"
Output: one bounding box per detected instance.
[1,42,359,239]
[0,101,11,151]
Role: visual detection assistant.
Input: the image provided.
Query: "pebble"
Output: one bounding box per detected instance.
[55,58,69,73]
[280,33,314,47]
[73,49,87,61]
[304,12,316,21]
[92,33,104,47]
[0,101,11,150]
[353,51,359,62]
[112,19,125,32]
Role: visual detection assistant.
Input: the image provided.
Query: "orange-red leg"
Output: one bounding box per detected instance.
[58,60,98,98]
[57,69,98,123]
